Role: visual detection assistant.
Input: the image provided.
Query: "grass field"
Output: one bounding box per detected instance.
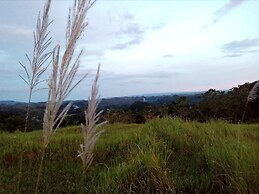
[0,118,258,193]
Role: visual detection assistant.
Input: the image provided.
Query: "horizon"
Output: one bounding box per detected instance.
[0,90,205,103]
[0,0,258,102]
[0,82,249,103]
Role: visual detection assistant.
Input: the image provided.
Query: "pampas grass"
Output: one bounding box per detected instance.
[78,64,106,172]
[78,64,106,193]
[17,0,52,193]
[35,0,97,193]
[241,80,259,123]
[42,0,94,149]
[20,0,52,133]
[248,80,259,103]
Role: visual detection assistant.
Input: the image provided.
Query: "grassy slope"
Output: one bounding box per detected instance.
[0,118,258,193]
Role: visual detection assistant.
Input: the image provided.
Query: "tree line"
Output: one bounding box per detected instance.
[103,81,259,124]
[1,81,258,132]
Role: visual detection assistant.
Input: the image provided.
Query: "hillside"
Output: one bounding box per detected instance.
[2,80,258,133]
[0,91,202,110]
[1,118,258,193]
[0,92,202,132]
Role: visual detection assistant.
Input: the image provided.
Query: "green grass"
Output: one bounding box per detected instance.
[0,118,258,193]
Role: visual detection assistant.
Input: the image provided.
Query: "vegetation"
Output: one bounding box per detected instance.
[1,118,258,193]
[1,0,259,192]
[15,0,101,193]
[1,81,259,133]
[102,81,259,124]
[19,0,52,133]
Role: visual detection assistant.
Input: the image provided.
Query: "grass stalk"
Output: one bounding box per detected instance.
[35,0,97,192]
[16,153,24,194]
[241,100,248,123]
[241,80,259,123]
[78,64,107,192]
[35,147,46,194]
[17,1,52,193]
[80,168,87,194]
[19,0,52,133]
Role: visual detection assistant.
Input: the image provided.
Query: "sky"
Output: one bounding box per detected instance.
[0,0,258,102]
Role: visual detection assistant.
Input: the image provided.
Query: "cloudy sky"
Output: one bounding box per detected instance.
[0,0,258,102]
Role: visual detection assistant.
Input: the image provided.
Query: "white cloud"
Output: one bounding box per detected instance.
[0,24,33,41]
[213,0,247,24]
[221,38,259,57]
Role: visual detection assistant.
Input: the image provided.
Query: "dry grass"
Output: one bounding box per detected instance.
[43,0,96,148]
[20,0,52,132]
[34,0,98,193]
[242,80,259,122]
[17,1,52,193]
[78,64,106,172]
[248,80,259,103]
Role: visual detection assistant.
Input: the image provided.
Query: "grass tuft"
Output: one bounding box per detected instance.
[1,119,258,193]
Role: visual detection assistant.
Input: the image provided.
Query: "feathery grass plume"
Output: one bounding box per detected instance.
[35,1,96,192]
[43,0,96,148]
[19,0,52,132]
[248,80,259,103]
[241,80,259,123]
[17,0,52,193]
[78,64,107,172]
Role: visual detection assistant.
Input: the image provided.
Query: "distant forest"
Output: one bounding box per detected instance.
[0,81,258,132]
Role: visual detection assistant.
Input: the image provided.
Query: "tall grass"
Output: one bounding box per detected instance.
[78,65,104,171]
[16,0,101,192]
[19,0,52,133]
[17,0,52,192]
[33,0,97,193]
[78,64,107,193]
[242,80,259,122]
[42,0,94,149]
[1,119,258,193]
[248,80,259,103]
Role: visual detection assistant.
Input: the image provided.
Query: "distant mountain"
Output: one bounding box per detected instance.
[0,101,20,105]
[0,92,202,114]
[138,91,203,97]
[136,92,174,97]
[0,91,204,110]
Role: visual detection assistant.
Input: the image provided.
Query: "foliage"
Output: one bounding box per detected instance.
[1,81,259,133]
[197,82,259,122]
[1,119,258,193]
[105,81,259,124]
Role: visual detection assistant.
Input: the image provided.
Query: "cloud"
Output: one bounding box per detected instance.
[152,23,165,30]
[0,50,8,59]
[111,21,163,50]
[0,24,32,41]
[85,49,105,57]
[163,54,174,58]
[111,37,142,50]
[222,54,242,58]
[221,38,259,57]
[123,12,134,21]
[109,10,164,51]
[100,70,180,82]
[113,22,145,37]
[213,0,247,24]
[109,11,147,51]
